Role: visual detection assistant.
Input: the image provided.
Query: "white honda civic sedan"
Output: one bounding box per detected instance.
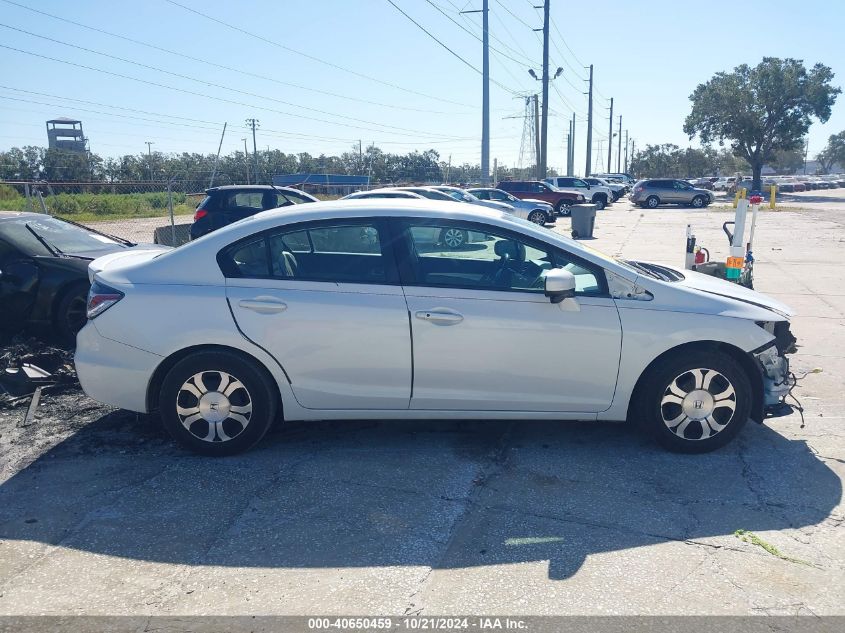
[75,200,796,456]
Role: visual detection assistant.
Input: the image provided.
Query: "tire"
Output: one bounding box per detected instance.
[55,282,89,342]
[691,195,706,208]
[159,350,278,456]
[592,196,606,211]
[440,227,468,248]
[527,210,546,225]
[633,350,752,453]
[555,200,571,216]
[645,195,660,209]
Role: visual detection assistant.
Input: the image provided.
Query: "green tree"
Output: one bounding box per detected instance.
[683,57,840,190]
[769,147,806,174]
[816,131,845,173]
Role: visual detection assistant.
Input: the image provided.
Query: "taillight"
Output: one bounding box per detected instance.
[87,281,124,319]
[194,209,208,221]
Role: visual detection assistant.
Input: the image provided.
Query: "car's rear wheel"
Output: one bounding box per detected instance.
[527,210,546,225]
[691,195,706,208]
[555,201,571,216]
[646,195,660,209]
[633,350,751,453]
[55,282,89,342]
[159,351,277,456]
[593,196,606,210]
[440,228,468,248]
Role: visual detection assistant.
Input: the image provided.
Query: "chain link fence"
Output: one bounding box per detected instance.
[0,178,220,246]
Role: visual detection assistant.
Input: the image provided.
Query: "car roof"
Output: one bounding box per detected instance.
[206,185,305,194]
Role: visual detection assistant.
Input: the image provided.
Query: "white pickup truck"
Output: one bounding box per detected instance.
[544,176,614,210]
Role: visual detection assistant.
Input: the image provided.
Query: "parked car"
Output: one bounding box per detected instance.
[497,180,584,215]
[630,179,713,208]
[584,177,625,201]
[392,187,456,201]
[690,178,715,190]
[429,186,518,215]
[76,199,796,456]
[341,189,424,200]
[0,212,167,339]
[544,177,613,210]
[713,177,736,191]
[190,185,318,241]
[592,173,636,189]
[467,187,555,225]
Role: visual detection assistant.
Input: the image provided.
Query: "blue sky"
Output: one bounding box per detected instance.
[1,0,844,176]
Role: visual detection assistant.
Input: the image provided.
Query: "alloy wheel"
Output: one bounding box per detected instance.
[176,371,253,442]
[528,211,545,225]
[659,368,736,441]
[443,228,466,248]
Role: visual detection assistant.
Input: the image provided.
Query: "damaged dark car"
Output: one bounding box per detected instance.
[0,212,166,340]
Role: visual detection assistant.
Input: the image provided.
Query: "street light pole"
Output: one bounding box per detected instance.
[242,137,250,184]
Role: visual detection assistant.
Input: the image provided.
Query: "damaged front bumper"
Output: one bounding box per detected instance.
[753,321,798,415]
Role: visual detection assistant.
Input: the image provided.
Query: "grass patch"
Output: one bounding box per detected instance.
[0,188,199,221]
[734,529,810,565]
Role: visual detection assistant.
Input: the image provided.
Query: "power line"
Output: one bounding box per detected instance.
[0,23,468,139]
[385,0,519,96]
[0,0,466,116]
[0,43,474,141]
[161,0,473,108]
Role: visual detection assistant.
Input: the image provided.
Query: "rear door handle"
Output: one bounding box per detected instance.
[238,297,288,314]
[415,309,463,325]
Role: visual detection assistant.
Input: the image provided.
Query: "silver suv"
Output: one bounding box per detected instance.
[630,179,713,209]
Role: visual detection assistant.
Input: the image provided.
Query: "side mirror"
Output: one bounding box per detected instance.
[544,268,576,303]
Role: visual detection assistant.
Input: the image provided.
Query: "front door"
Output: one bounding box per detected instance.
[394,218,622,413]
[223,219,412,410]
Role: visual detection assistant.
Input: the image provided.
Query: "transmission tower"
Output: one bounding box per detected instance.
[593,140,605,175]
[517,96,537,179]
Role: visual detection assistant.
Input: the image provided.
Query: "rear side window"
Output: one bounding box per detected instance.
[220,221,395,284]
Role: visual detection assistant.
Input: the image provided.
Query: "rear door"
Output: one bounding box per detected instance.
[223,218,412,410]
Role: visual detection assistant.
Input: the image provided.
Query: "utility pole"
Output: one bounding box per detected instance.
[245,118,259,184]
[569,113,576,176]
[209,122,227,188]
[358,140,363,173]
[461,2,490,184]
[585,64,593,177]
[446,154,452,183]
[607,97,613,173]
[624,130,629,172]
[533,94,540,179]
[242,137,250,184]
[565,132,570,177]
[539,0,550,178]
[617,115,622,172]
[493,157,497,185]
[631,139,636,174]
[144,141,154,181]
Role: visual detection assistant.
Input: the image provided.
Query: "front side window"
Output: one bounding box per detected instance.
[400,220,604,295]
[221,221,392,284]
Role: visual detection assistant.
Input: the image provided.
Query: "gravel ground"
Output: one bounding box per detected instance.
[0,191,842,617]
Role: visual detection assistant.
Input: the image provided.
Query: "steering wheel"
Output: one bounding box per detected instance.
[480,253,515,288]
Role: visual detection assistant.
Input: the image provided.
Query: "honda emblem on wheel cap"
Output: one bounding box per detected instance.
[694,400,703,409]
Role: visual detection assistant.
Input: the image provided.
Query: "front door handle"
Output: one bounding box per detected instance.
[238,297,288,314]
[415,309,463,325]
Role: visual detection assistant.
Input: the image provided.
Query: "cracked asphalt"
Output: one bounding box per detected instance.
[0,190,843,615]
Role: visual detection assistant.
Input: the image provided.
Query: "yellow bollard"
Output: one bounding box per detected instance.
[740,187,747,199]
[769,184,776,209]
[733,191,740,208]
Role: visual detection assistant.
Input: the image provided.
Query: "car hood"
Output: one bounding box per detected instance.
[639,264,794,319]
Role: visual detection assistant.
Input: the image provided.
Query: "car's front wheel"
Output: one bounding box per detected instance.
[440,227,468,248]
[55,282,89,342]
[592,196,606,210]
[634,350,751,453]
[527,210,546,225]
[159,350,277,456]
[691,195,707,208]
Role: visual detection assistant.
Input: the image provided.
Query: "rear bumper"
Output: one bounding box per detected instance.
[75,323,162,413]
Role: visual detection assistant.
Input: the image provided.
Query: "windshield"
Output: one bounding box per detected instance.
[24,216,122,256]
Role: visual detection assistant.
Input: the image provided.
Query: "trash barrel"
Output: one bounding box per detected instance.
[569,203,597,239]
